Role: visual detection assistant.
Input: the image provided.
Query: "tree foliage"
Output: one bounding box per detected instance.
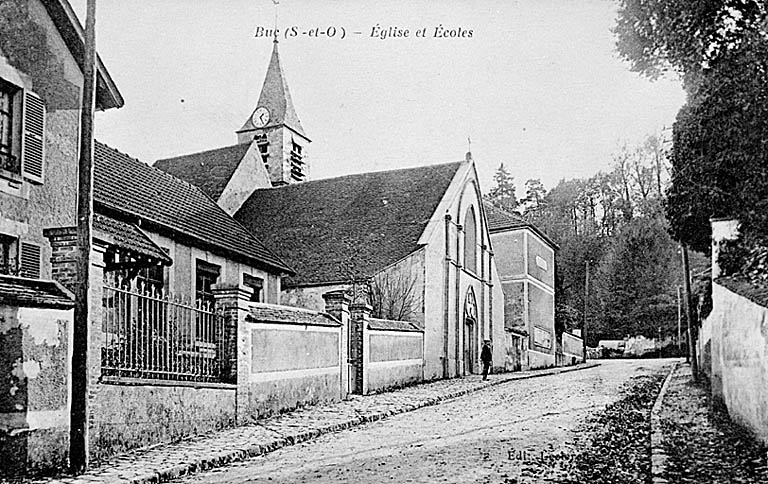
[486,163,519,213]
[616,0,768,267]
[486,136,680,346]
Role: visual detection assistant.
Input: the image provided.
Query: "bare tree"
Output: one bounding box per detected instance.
[366,268,420,321]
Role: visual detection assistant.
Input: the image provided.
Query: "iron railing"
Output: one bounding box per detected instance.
[101,278,225,383]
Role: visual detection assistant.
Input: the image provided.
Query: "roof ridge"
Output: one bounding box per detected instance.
[97,140,223,199]
[155,142,248,164]
[255,160,465,191]
[94,140,294,274]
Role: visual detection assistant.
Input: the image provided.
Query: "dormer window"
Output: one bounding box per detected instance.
[255,133,269,169]
[290,140,305,181]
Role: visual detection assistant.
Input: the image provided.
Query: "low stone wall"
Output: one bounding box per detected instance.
[707,281,768,444]
[562,332,583,364]
[244,320,343,419]
[366,320,424,393]
[89,382,236,461]
[528,348,555,369]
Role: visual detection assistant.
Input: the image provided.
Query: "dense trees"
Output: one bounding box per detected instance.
[485,135,683,346]
[616,0,768,273]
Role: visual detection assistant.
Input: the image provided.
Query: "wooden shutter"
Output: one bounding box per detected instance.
[21,90,45,184]
[19,242,41,279]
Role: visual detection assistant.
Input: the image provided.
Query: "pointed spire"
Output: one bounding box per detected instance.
[239,41,307,138]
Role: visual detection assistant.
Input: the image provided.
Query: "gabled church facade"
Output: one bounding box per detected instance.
[156,39,511,380]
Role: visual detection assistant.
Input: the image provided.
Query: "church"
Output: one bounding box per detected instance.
[155,39,551,379]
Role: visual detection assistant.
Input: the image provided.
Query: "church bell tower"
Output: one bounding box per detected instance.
[237,38,310,186]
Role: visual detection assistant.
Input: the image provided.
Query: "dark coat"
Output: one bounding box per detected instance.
[481,344,492,363]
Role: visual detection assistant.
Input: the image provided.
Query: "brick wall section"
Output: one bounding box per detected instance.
[212,284,254,423]
[350,303,371,395]
[43,227,78,292]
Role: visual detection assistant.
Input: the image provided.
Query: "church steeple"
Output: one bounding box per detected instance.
[237,39,310,185]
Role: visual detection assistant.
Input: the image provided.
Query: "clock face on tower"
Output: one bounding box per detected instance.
[251,107,270,128]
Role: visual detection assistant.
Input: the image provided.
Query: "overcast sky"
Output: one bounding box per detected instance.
[71,0,685,195]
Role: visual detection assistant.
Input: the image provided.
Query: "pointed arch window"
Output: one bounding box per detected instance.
[464,207,477,274]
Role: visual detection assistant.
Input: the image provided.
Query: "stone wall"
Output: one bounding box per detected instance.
[244,320,342,419]
[0,304,73,476]
[367,329,424,393]
[89,384,236,462]
[707,281,768,444]
[561,332,583,364]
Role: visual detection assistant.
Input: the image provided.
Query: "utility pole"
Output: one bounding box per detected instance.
[681,244,698,380]
[71,0,97,473]
[582,259,589,363]
[676,285,682,355]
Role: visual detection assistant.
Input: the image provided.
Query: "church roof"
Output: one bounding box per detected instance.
[238,41,307,138]
[154,143,251,200]
[93,141,293,275]
[235,161,464,287]
[483,202,559,250]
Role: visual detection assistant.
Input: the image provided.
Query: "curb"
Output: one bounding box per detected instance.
[47,362,600,484]
[650,362,679,484]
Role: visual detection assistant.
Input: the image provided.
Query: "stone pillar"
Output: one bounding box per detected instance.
[710,218,740,279]
[709,218,739,404]
[349,303,372,395]
[212,283,253,424]
[323,290,351,400]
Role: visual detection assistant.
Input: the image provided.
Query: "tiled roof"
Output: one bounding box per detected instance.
[368,318,422,332]
[93,142,292,274]
[246,303,340,327]
[484,202,528,232]
[235,161,464,286]
[93,213,172,265]
[0,275,74,309]
[154,143,251,200]
[483,202,559,250]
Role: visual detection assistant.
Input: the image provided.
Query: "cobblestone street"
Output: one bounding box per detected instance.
[171,359,675,484]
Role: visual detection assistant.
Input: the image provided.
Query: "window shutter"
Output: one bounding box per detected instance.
[21,90,45,184]
[19,242,41,279]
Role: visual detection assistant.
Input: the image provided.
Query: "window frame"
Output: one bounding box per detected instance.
[195,260,221,309]
[463,207,478,274]
[0,234,18,276]
[0,78,21,179]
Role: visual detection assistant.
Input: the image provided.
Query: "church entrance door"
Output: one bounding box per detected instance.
[463,287,479,375]
[464,318,476,374]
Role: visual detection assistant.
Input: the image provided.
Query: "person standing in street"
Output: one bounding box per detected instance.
[481,340,493,380]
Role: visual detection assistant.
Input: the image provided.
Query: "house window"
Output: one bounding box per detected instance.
[243,273,264,302]
[290,140,305,181]
[0,79,19,175]
[255,133,269,169]
[0,234,18,275]
[136,264,165,294]
[464,207,477,274]
[195,260,220,309]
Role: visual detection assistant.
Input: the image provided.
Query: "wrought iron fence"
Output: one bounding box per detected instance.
[101,278,226,383]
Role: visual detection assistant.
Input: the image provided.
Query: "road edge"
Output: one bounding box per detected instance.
[650,361,679,484]
[116,362,602,484]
